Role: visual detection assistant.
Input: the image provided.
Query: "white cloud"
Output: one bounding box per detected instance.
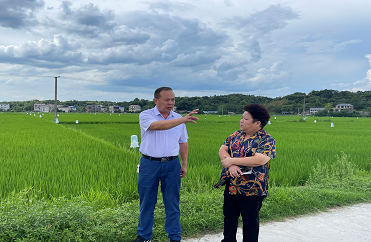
[224,0,233,7]
[365,54,371,82]
[1,0,371,101]
[0,34,83,65]
[146,1,195,13]
[331,54,371,92]
[298,39,362,53]
[219,4,299,36]
[248,61,289,84]
[0,0,44,28]
[58,1,116,37]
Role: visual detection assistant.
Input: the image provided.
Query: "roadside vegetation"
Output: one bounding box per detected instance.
[1,113,370,241]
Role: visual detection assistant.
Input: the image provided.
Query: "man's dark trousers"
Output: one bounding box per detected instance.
[137,156,182,241]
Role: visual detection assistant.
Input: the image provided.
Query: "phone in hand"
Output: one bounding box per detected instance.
[240,167,252,175]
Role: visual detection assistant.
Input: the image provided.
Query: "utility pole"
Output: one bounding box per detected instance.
[302,94,305,120]
[54,76,60,123]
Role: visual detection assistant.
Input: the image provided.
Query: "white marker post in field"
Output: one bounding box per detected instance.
[130,135,139,148]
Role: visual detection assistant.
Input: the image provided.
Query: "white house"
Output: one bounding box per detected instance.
[334,104,353,112]
[58,106,77,112]
[109,106,125,113]
[109,106,119,113]
[34,103,54,112]
[0,103,10,111]
[310,108,324,114]
[129,105,141,112]
[86,105,102,112]
[58,106,70,112]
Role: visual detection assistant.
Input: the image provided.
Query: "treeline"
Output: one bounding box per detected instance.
[2,89,371,116]
[0,98,155,113]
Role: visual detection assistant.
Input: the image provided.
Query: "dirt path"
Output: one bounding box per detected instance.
[183,203,371,242]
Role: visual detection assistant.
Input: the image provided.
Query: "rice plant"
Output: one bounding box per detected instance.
[1,113,371,203]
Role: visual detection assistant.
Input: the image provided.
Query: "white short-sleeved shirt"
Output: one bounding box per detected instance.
[139,106,188,157]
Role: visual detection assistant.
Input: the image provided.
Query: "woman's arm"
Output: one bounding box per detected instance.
[218,145,230,160]
[219,145,243,178]
[221,153,271,168]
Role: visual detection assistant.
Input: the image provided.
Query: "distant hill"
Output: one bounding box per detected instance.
[2,89,371,115]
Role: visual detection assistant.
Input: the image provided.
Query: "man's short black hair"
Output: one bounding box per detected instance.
[154,87,173,99]
[243,104,271,128]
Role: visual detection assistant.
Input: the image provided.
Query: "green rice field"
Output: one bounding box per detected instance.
[1,112,371,203]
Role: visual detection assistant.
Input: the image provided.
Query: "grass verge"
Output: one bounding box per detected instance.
[1,157,371,241]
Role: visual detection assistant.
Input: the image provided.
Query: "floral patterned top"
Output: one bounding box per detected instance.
[214,129,276,196]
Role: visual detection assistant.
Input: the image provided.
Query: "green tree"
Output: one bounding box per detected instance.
[324,103,333,111]
[266,99,288,114]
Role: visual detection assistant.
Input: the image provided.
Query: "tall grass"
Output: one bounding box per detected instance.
[1,113,371,241]
[1,113,371,204]
[0,113,140,202]
[267,116,371,185]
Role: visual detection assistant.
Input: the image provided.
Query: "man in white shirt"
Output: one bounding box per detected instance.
[134,87,199,242]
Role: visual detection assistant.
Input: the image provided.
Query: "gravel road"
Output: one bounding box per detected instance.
[183,203,371,242]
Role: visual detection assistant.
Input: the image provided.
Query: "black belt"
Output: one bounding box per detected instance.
[142,154,178,162]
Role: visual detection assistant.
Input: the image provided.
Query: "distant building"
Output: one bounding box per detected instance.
[58,106,77,112]
[0,103,10,111]
[109,106,120,113]
[86,105,102,112]
[203,111,218,114]
[129,105,141,112]
[34,103,54,113]
[310,108,324,114]
[334,104,353,112]
[34,103,43,111]
[357,111,369,116]
[57,105,76,113]
[282,111,296,115]
[109,106,125,113]
[58,106,70,113]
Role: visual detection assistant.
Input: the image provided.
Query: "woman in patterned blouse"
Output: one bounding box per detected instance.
[215,104,276,242]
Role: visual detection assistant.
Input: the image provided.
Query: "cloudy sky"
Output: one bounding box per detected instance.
[0,0,370,102]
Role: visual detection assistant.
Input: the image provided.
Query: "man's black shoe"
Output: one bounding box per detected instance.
[170,240,180,242]
[133,235,151,242]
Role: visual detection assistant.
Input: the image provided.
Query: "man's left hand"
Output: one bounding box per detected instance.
[180,166,187,178]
